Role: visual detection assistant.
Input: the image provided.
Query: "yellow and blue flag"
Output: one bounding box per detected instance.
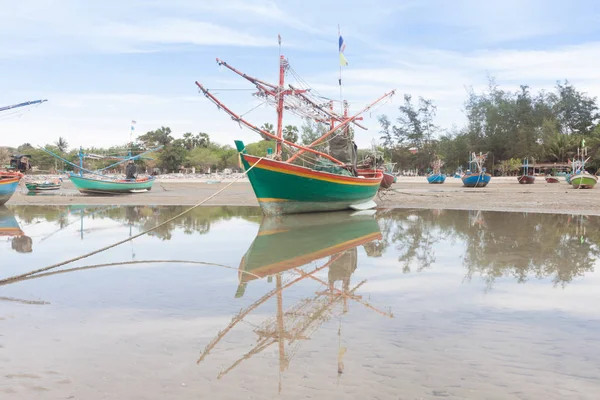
[339,35,348,66]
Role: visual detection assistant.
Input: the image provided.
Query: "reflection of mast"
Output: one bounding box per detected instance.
[198,250,393,394]
[469,210,485,228]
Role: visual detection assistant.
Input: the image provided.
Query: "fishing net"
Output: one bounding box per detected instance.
[312,159,353,177]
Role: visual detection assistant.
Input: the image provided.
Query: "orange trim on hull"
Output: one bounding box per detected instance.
[240,231,382,281]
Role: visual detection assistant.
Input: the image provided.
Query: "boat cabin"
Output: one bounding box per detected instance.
[9,154,32,173]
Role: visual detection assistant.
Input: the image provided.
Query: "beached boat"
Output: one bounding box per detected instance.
[571,172,597,189]
[517,158,535,184]
[427,158,445,184]
[545,176,560,183]
[427,174,446,184]
[381,171,396,188]
[236,210,382,291]
[69,173,154,195]
[236,142,382,214]
[356,167,395,188]
[570,146,597,189]
[0,172,22,206]
[26,179,61,192]
[462,152,491,187]
[357,160,396,189]
[39,145,161,196]
[195,38,395,215]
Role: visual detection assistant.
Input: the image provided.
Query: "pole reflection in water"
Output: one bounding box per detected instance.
[199,211,393,393]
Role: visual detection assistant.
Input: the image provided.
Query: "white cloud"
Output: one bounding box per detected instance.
[3,1,600,148]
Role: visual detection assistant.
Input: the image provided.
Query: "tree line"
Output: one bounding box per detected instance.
[1,118,333,174]
[379,78,600,174]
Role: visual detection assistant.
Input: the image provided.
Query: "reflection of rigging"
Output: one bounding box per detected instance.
[198,212,392,393]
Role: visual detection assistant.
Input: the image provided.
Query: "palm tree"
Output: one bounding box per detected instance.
[546,133,574,163]
[283,125,299,143]
[182,132,195,150]
[55,137,69,153]
[260,123,275,141]
[196,132,210,148]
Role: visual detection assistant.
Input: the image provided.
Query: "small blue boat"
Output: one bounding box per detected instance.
[462,172,491,187]
[427,158,446,184]
[461,152,491,188]
[427,173,446,184]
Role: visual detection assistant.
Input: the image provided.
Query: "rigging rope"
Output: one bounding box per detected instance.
[2,259,262,286]
[0,156,264,286]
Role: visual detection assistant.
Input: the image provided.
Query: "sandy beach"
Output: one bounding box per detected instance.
[7,175,600,215]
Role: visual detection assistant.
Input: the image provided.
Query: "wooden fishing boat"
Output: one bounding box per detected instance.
[237,211,382,289]
[517,158,535,184]
[545,176,560,183]
[195,40,395,215]
[570,146,596,189]
[356,169,395,188]
[237,142,382,215]
[462,152,491,187]
[517,175,535,184]
[0,172,22,206]
[69,174,154,195]
[427,158,446,184]
[25,179,61,192]
[382,171,396,188]
[427,174,446,184]
[571,172,597,189]
[39,145,162,196]
[356,159,396,189]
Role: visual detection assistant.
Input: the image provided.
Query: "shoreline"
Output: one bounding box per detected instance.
[6,176,600,216]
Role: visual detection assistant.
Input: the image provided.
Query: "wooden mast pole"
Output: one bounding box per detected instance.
[195,81,345,165]
[276,56,285,158]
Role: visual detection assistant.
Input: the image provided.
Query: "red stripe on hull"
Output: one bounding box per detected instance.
[245,155,383,184]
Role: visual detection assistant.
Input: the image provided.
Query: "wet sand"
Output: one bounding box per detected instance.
[7,176,600,215]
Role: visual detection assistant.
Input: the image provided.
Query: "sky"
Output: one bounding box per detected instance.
[2,0,600,150]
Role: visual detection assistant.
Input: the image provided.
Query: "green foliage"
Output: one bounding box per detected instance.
[495,158,522,176]
[283,125,299,143]
[380,77,600,173]
[137,126,173,148]
[245,140,274,157]
[182,132,210,150]
[260,123,275,140]
[378,94,439,171]
[158,139,188,172]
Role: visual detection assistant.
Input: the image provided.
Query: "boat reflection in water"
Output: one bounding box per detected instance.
[0,206,32,253]
[199,211,392,393]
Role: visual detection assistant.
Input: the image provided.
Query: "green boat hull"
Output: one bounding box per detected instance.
[69,174,154,194]
[237,211,382,292]
[26,182,61,192]
[570,173,597,189]
[235,140,382,215]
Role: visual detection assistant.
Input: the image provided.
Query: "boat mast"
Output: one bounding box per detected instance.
[79,147,84,177]
[276,55,285,158]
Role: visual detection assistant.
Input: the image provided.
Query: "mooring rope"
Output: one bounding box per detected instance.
[0,156,263,286]
[1,259,262,287]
